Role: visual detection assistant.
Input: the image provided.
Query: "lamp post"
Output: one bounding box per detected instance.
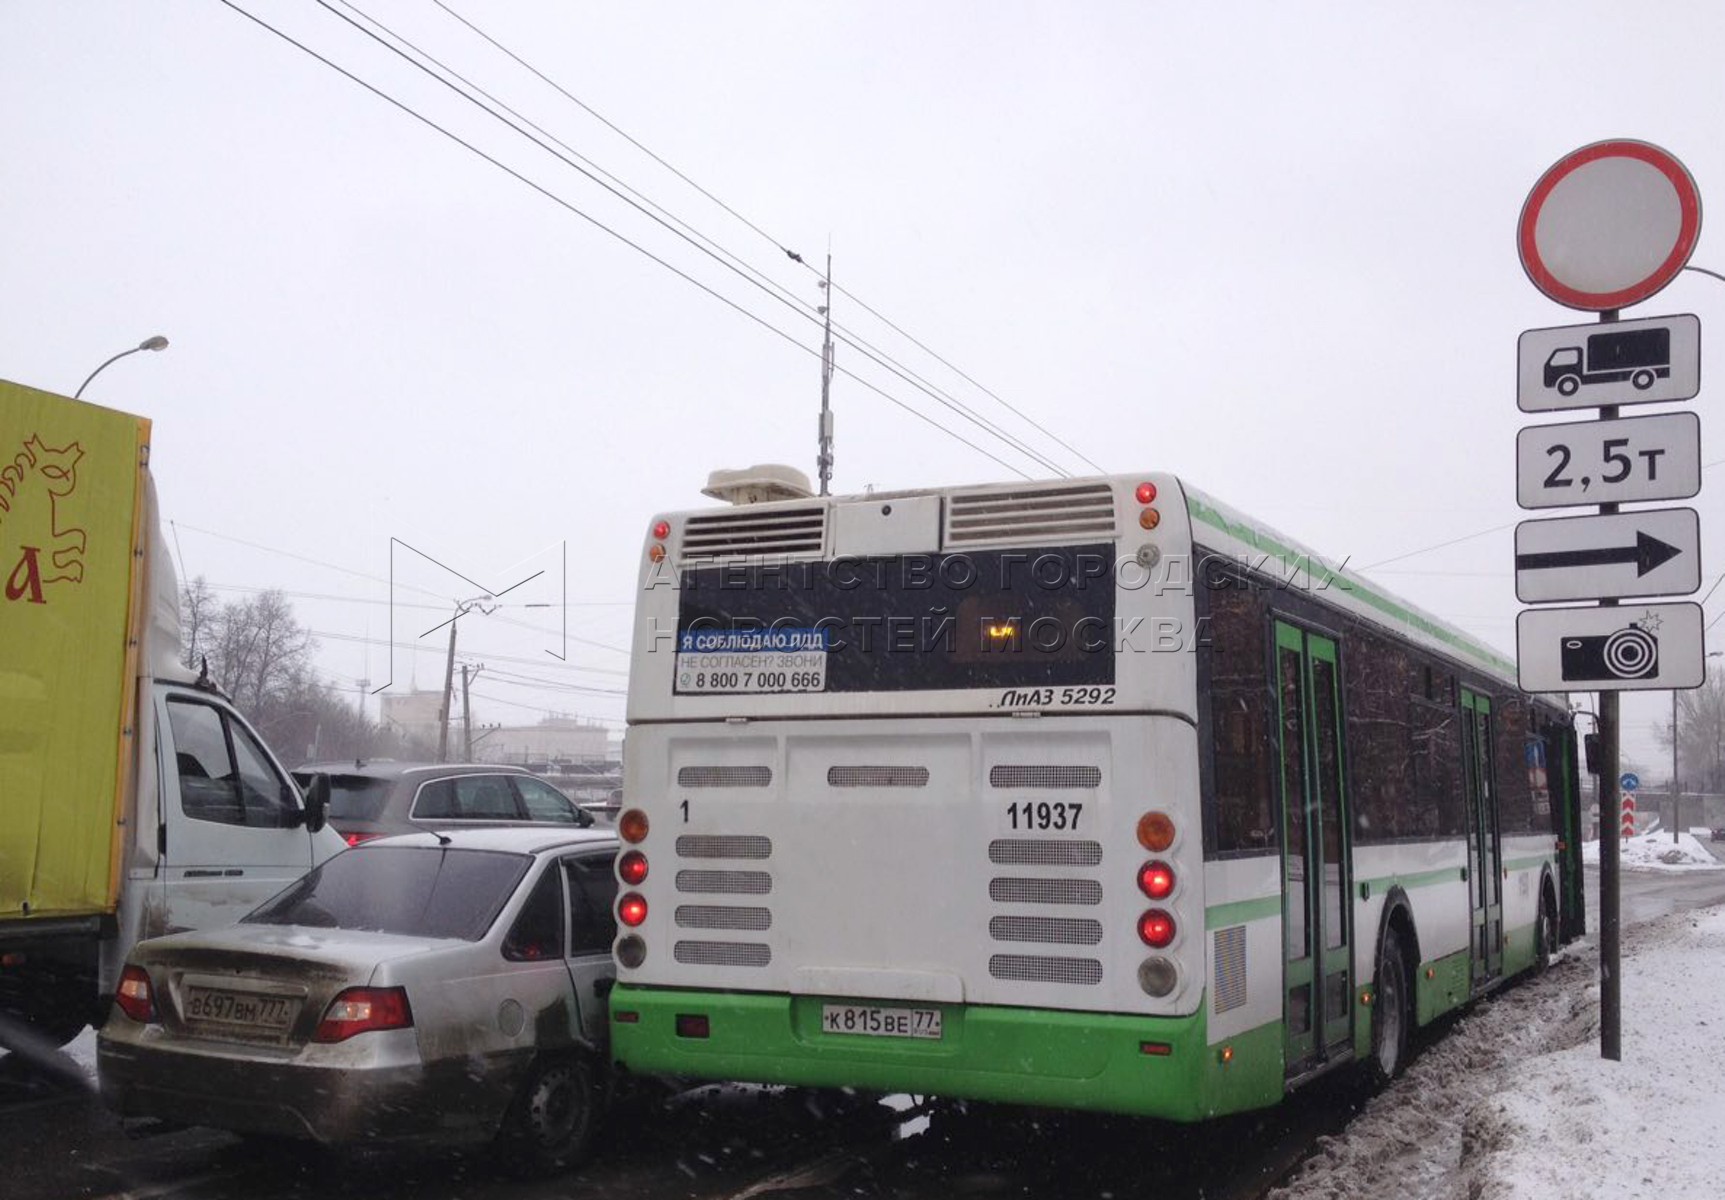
[74,335,169,399]
[1673,650,1725,842]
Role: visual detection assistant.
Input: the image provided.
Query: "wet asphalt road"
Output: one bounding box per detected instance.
[6,860,1721,1200]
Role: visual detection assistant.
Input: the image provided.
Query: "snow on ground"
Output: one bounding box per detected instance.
[1462,905,1725,1200]
[1277,846,1725,1200]
[1581,830,1724,871]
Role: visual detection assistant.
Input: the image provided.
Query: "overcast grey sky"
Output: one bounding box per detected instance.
[3,1,1721,771]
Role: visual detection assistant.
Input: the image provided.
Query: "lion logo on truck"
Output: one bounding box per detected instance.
[0,433,88,604]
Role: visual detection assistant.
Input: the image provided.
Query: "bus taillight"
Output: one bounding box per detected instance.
[619,851,649,885]
[1138,861,1175,900]
[1138,956,1178,997]
[1137,909,1176,948]
[619,894,648,927]
[1136,812,1175,852]
[652,520,671,539]
[620,809,650,844]
[1135,481,1157,504]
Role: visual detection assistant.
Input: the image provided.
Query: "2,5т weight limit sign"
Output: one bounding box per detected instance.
[1515,412,1701,510]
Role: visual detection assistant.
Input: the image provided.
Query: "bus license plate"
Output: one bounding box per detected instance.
[184,986,298,1030]
[820,1004,942,1040]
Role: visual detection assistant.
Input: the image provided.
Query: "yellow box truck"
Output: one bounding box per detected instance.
[1,379,343,1045]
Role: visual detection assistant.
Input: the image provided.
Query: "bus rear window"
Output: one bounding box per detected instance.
[675,544,1115,693]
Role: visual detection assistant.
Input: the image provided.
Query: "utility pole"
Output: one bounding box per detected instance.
[1673,690,1681,844]
[436,612,458,764]
[461,662,484,761]
[817,254,835,496]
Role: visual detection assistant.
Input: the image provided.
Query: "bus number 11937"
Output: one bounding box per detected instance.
[1006,801,1081,831]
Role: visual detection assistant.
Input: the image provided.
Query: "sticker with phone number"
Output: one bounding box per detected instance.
[675,650,826,693]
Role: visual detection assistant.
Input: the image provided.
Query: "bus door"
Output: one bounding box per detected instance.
[1274,621,1353,1072]
[1461,689,1503,987]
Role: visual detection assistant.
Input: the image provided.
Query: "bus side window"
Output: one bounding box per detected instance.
[1206,582,1276,853]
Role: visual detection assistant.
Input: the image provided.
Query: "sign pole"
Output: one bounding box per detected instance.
[1595,307,1622,1062]
[1598,686,1622,1061]
[1516,140,1705,1064]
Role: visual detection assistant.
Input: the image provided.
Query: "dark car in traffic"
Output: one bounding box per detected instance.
[291,762,592,847]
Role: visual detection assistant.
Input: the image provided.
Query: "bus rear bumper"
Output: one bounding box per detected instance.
[609,985,1282,1120]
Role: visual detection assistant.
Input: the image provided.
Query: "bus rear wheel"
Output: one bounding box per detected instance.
[1535,891,1558,974]
[1366,936,1410,1088]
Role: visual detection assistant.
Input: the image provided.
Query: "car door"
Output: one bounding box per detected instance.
[562,849,620,1044]
[156,689,318,934]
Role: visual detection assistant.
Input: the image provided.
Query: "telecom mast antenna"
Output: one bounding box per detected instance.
[817,254,835,495]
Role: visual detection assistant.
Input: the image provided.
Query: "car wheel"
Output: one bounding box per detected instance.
[1365,935,1410,1089]
[498,1055,598,1176]
[1534,890,1558,974]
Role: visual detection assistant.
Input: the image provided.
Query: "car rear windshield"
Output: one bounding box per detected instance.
[322,775,397,822]
[244,846,530,941]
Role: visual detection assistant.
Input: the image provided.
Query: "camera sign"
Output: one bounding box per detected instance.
[1516,602,1707,693]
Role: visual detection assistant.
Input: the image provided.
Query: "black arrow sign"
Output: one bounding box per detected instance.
[1515,530,1683,577]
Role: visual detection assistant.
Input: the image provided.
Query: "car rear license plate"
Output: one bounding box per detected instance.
[820,1004,942,1039]
[184,986,298,1030]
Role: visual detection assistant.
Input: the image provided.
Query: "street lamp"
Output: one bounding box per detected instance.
[74,335,169,399]
[1672,649,1725,842]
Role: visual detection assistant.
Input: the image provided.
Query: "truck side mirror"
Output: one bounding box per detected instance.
[302,773,331,834]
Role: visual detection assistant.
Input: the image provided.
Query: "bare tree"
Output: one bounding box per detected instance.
[205,589,314,714]
[179,575,218,671]
[177,584,430,766]
[1655,674,1725,794]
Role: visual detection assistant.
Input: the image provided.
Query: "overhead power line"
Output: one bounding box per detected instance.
[431,0,1105,477]
[320,0,1068,477]
[221,1,1047,480]
[307,626,629,686]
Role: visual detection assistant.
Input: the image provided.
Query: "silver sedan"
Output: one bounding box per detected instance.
[98,827,619,1174]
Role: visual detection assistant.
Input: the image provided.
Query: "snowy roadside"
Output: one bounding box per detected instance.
[1275,874,1725,1199]
[1581,829,1724,872]
[1459,905,1725,1200]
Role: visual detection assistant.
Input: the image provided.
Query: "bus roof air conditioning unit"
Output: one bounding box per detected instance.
[702,464,814,506]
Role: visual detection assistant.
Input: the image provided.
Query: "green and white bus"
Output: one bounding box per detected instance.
[608,469,1583,1119]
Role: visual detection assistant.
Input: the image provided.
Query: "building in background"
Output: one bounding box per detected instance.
[378,691,619,795]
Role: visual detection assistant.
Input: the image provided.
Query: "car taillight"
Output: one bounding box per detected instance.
[344,831,384,848]
[618,851,648,886]
[618,893,648,927]
[312,987,413,1043]
[114,964,156,1023]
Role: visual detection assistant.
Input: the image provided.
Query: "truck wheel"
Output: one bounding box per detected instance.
[1365,936,1410,1089]
[1556,375,1580,396]
[497,1054,598,1176]
[1631,368,1655,390]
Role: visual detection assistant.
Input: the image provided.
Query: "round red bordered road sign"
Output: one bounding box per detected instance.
[1518,139,1702,311]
